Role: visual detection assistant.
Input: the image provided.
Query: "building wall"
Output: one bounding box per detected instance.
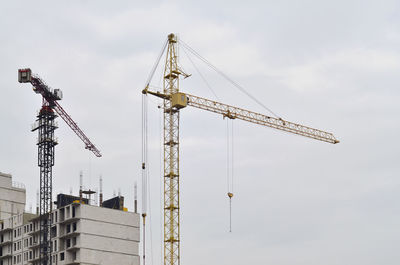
[0,172,26,220]
[0,213,36,265]
[0,203,140,265]
[55,203,140,265]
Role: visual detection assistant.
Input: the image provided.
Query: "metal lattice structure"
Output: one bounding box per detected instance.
[143,33,339,265]
[185,93,339,144]
[163,34,181,265]
[18,68,101,265]
[32,105,58,265]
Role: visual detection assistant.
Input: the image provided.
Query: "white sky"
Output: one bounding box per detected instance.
[1,1,399,265]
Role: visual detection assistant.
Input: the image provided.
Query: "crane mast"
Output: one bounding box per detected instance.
[143,33,339,265]
[18,68,101,265]
[33,104,57,265]
[163,34,181,265]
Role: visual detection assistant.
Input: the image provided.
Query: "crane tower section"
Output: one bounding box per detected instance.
[33,106,58,265]
[163,33,182,265]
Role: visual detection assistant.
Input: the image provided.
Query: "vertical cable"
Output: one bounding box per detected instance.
[227,119,234,232]
[159,103,163,265]
[141,93,148,265]
[227,119,230,193]
[231,121,234,194]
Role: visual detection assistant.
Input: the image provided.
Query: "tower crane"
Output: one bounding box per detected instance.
[142,34,339,265]
[18,68,101,265]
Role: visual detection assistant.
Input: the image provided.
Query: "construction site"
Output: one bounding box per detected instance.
[0,33,340,265]
[2,2,398,265]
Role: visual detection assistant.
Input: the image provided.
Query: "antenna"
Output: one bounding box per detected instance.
[118,188,121,197]
[99,175,103,207]
[134,181,138,213]
[36,189,39,215]
[95,188,99,206]
[79,171,83,203]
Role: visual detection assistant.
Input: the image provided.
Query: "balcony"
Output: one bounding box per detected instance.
[0,253,12,260]
[29,240,40,249]
[0,239,12,247]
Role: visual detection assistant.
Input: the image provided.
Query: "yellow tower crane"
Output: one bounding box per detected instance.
[142,33,339,265]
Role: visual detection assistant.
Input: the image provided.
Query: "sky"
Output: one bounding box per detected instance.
[1,1,400,265]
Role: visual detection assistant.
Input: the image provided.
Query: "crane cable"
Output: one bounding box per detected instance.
[141,93,148,265]
[158,103,164,265]
[179,39,281,119]
[227,119,234,232]
[181,45,220,101]
[144,38,168,88]
[142,37,168,265]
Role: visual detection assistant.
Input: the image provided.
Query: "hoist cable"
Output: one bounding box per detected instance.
[142,94,148,213]
[227,119,230,193]
[158,104,164,265]
[141,93,148,265]
[231,120,234,194]
[226,119,234,232]
[148,166,154,265]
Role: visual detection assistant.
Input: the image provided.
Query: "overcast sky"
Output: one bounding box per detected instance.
[1,1,400,265]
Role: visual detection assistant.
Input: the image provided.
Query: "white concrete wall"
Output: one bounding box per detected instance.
[79,233,139,255]
[79,218,140,242]
[79,204,140,227]
[0,172,26,220]
[78,248,140,265]
[0,172,12,187]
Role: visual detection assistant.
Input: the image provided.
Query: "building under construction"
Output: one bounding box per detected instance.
[9,33,339,265]
[0,172,140,265]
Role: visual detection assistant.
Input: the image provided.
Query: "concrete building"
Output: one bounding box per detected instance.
[50,202,140,265]
[0,212,37,265]
[0,172,26,220]
[0,198,140,265]
[0,171,140,265]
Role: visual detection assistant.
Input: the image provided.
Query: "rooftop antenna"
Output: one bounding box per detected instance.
[69,187,73,195]
[95,188,98,206]
[134,181,138,213]
[99,175,103,207]
[113,190,116,197]
[118,188,121,197]
[36,189,39,215]
[79,171,83,203]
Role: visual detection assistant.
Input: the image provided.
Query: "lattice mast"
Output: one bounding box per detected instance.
[32,103,58,265]
[163,33,181,265]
